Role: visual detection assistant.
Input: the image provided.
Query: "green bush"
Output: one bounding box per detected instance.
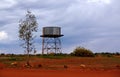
[71,46,94,57]
[96,52,113,57]
[8,57,17,61]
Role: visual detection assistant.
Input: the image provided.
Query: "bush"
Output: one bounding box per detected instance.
[0,53,5,56]
[8,57,17,61]
[115,52,120,56]
[71,46,94,57]
[96,52,113,57]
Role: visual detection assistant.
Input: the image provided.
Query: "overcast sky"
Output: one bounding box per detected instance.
[0,0,120,54]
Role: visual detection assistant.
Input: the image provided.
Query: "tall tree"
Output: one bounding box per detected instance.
[19,11,38,66]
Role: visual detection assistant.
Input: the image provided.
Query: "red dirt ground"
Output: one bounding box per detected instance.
[0,57,120,77]
[0,68,120,77]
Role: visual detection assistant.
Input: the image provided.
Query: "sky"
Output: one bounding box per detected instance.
[0,0,120,54]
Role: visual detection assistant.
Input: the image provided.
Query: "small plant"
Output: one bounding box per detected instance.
[38,64,42,68]
[64,65,68,68]
[8,57,17,61]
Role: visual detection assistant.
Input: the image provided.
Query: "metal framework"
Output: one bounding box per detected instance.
[41,37,62,54]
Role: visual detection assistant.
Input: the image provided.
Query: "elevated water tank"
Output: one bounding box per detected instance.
[40,26,64,54]
[41,27,63,37]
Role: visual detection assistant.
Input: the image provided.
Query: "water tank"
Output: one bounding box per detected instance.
[43,27,61,36]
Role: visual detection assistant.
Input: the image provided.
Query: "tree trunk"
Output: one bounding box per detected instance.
[26,25,31,66]
[26,50,30,65]
[26,39,30,66]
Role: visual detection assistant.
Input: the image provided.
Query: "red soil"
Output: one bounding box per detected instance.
[0,68,120,77]
[0,57,120,77]
[0,63,5,69]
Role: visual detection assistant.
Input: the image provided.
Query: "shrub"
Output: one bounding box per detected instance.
[72,46,94,57]
[0,53,5,56]
[8,57,17,61]
[99,52,113,57]
[64,65,68,68]
[38,64,42,68]
[115,52,120,56]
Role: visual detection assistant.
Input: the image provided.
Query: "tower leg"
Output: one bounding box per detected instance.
[42,37,62,54]
[42,37,44,55]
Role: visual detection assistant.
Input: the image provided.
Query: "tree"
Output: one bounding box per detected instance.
[71,46,94,57]
[19,11,38,66]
